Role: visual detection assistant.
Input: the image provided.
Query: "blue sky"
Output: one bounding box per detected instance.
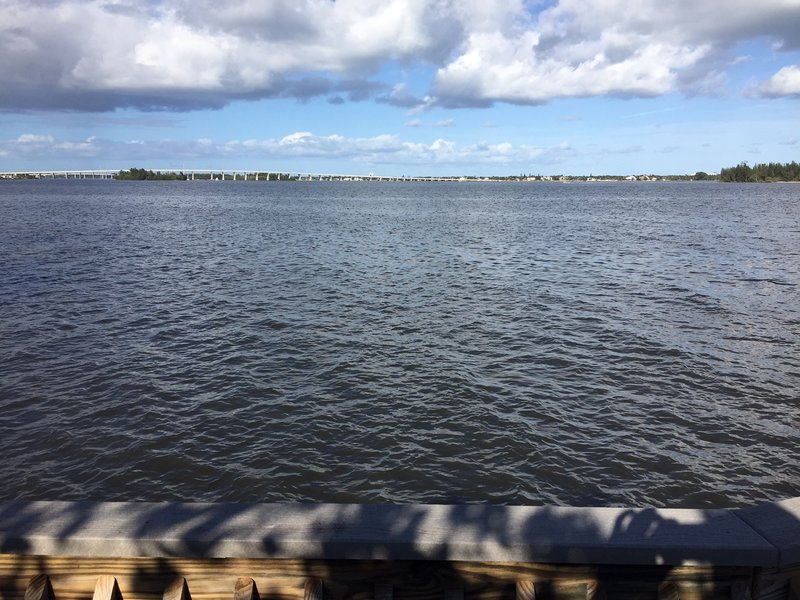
[1,0,799,176]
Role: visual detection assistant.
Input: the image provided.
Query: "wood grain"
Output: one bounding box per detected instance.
[24,576,53,600]
[0,554,786,600]
[92,577,119,600]
[235,578,258,600]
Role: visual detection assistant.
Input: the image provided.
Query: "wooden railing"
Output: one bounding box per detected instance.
[1,499,798,600]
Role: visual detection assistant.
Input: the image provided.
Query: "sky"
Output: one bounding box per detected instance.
[1,0,799,176]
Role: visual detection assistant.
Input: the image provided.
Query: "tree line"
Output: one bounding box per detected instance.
[114,169,301,180]
[115,168,185,180]
[719,161,800,182]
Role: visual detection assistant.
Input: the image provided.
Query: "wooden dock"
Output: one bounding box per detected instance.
[0,500,798,600]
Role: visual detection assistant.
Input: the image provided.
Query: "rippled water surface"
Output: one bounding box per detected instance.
[1,180,798,507]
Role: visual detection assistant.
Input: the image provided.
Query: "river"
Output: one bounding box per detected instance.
[1,180,797,507]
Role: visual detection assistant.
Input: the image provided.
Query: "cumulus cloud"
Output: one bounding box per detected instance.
[216,132,555,165]
[0,0,458,111]
[17,134,56,144]
[0,131,564,167]
[433,0,800,106]
[756,65,800,97]
[6,134,100,158]
[1,0,799,111]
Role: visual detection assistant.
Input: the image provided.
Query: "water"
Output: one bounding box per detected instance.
[0,180,798,508]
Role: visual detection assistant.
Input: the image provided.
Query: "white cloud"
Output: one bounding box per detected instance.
[0,0,461,110]
[5,134,100,159]
[434,0,800,106]
[434,29,709,105]
[17,134,56,144]
[756,64,800,97]
[0,131,566,167]
[1,0,799,111]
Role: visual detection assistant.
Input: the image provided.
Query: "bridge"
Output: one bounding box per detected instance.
[0,169,469,182]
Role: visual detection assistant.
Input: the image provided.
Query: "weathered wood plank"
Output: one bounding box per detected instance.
[24,576,53,600]
[0,555,746,583]
[0,555,764,600]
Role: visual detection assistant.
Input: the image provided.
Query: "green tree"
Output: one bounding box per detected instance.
[720,160,800,182]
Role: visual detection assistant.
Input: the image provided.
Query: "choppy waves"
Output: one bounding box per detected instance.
[0,180,798,507]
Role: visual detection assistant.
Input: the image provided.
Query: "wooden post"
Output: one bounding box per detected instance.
[93,576,120,600]
[234,578,258,600]
[24,575,53,600]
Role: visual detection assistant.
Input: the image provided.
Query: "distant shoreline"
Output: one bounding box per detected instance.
[1,170,798,183]
[0,171,719,182]
[3,162,797,183]
[5,174,800,183]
